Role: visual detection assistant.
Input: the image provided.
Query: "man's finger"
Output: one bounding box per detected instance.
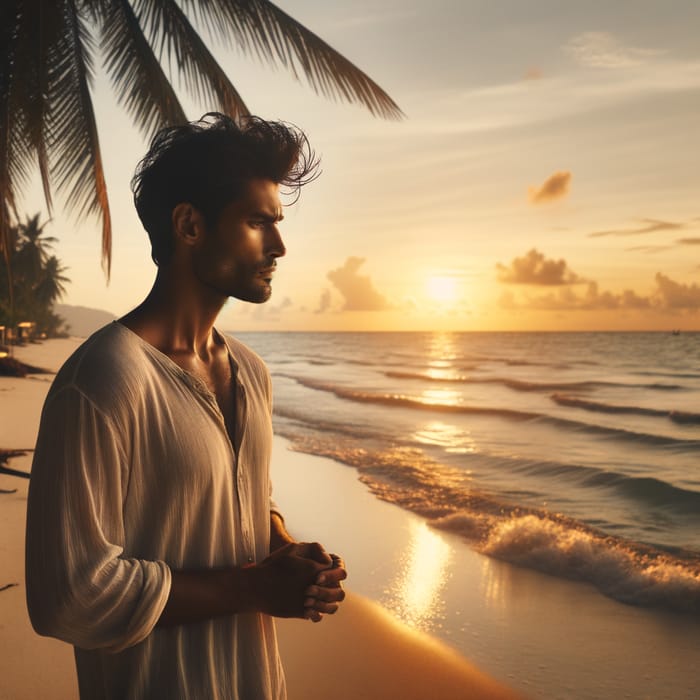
[308,600,339,615]
[303,608,323,622]
[304,584,346,604]
[296,542,332,565]
[316,565,347,587]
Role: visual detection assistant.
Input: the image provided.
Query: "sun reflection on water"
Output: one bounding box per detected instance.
[384,520,452,631]
[427,332,459,363]
[413,420,477,455]
[420,388,462,406]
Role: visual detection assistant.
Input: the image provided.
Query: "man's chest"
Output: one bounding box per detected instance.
[170,349,238,444]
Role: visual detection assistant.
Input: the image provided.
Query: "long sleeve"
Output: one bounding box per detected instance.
[25,385,172,653]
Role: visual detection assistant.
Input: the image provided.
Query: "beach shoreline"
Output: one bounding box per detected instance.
[1,337,520,699]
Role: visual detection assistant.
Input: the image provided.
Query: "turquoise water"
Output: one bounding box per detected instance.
[237,331,700,613]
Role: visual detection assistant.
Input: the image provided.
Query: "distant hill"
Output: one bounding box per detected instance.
[54,304,117,337]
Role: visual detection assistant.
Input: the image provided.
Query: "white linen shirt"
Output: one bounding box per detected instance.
[25,322,286,699]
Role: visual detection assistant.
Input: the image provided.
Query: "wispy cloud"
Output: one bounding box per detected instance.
[588,218,685,238]
[368,34,700,139]
[677,237,700,245]
[528,171,572,204]
[497,249,583,286]
[326,257,390,311]
[625,244,676,254]
[564,32,664,69]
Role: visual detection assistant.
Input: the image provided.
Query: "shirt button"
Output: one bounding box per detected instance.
[247,555,254,563]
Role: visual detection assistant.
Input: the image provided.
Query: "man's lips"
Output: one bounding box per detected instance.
[258,267,276,279]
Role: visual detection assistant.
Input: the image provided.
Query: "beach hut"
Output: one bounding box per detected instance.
[16,321,36,344]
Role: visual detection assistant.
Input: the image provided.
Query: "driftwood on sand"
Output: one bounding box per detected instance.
[0,449,31,484]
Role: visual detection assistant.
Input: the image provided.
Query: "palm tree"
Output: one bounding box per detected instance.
[34,255,71,308]
[13,214,58,285]
[1,1,403,279]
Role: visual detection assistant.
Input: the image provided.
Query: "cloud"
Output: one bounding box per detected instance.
[496,249,583,286]
[315,288,332,314]
[500,283,650,311]
[380,47,700,140]
[588,218,685,238]
[528,171,571,204]
[677,237,700,245]
[625,244,676,254]
[654,274,700,310]
[564,32,663,69]
[500,273,700,312]
[523,67,543,81]
[326,257,390,311]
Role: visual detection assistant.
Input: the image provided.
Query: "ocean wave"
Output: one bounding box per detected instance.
[385,370,473,383]
[385,371,683,393]
[551,393,700,425]
[476,515,700,610]
[277,373,700,448]
[511,460,700,514]
[278,430,700,613]
[635,370,700,380]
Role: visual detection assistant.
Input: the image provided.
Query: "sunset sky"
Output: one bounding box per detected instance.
[19,0,700,331]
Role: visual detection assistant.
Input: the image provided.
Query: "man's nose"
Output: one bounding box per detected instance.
[267,225,286,258]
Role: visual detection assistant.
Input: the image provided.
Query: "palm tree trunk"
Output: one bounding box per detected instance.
[1,246,14,357]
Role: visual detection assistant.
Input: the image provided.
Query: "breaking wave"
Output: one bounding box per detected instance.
[277,429,700,614]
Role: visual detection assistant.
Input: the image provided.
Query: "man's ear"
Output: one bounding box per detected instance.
[172,203,206,247]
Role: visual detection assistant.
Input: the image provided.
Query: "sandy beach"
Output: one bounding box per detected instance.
[0,337,519,700]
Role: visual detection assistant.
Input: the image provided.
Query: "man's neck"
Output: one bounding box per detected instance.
[119,267,228,362]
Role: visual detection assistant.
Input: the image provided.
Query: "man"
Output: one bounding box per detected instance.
[25,114,346,699]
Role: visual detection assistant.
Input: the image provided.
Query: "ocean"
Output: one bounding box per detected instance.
[238,331,700,615]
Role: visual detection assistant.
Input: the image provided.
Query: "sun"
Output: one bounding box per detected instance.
[425,275,459,304]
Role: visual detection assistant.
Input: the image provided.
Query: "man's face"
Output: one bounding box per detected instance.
[192,178,286,303]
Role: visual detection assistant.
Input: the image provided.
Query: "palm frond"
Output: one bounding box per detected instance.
[50,0,112,276]
[13,1,72,214]
[1,1,67,262]
[99,0,188,138]
[1,0,28,250]
[134,0,249,119]
[182,0,404,119]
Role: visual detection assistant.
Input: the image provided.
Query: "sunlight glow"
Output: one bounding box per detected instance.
[425,275,459,304]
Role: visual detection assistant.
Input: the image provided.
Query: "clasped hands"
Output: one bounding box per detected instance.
[255,541,347,623]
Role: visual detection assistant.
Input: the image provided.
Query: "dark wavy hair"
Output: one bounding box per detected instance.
[131,113,320,265]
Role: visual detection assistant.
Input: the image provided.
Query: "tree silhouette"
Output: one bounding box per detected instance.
[0,215,70,336]
[1,0,403,278]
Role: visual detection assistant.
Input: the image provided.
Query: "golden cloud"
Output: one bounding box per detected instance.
[326,257,390,311]
[500,273,700,312]
[496,249,583,286]
[528,171,571,204]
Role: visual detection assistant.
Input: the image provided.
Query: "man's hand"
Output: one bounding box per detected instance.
[250,542,331,619]
[303,553,347,623]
